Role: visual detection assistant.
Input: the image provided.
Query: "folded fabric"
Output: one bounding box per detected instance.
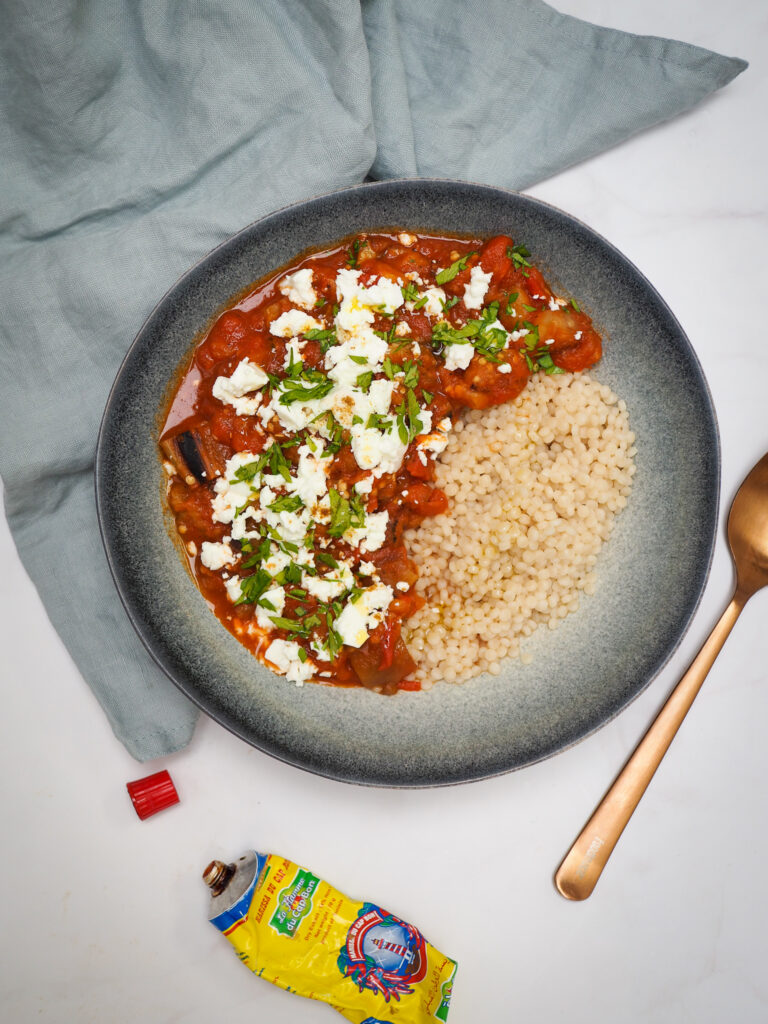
[0,0,746,761]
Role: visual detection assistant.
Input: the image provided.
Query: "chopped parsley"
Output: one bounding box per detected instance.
[431,301,507,362]
[366,411,392,431]
[401,281,420,303]
[394,388,424,445]
[327,488,366,538]
[234,569,273,606]
[268,493,304,514]
[303,327,338,353]
[347,237,368,268]
[507,243,532,272]
[519,321,564,375]
[435,252,476,286]
[278,369,334,405]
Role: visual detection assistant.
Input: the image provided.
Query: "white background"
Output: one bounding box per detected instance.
[2,3,767,1021]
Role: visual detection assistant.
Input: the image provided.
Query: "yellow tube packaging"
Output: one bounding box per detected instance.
[204,851,457,1022]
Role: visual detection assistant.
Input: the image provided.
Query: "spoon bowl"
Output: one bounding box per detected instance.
[729,452,768,596]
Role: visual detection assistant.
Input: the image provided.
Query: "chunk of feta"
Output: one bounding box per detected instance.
[269,309,323,338]
[200,541,236,570]
[279,268,317,310]
[463,266,492,310]
[263,639,314,685]
[443,343,474,372]
[420,286,446,317]
[255,585,286,631]
[344,510,389,553]
[224,575,243,603]
[302,561,354,602]
[212,359,269,416]
[334,584,394,648]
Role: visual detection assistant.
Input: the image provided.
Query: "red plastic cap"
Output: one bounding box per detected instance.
[126,770,180,820]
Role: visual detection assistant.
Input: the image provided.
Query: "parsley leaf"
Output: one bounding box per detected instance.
[303,327,338,352]
[268,493,304,514]
[435,252,476,286]
[277,370,334,405]
[506,243,532,270]
[328,488,351,538]
[347,238,368,268]
[234,569,273,606]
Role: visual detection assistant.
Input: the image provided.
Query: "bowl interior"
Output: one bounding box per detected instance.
[96,179,719,786]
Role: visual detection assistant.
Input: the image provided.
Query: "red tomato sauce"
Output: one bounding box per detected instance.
[160,231,601,693]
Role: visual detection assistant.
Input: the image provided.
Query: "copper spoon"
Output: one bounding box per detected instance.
[555,451,768,901]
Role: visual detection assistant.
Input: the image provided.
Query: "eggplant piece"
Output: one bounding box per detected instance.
[161,427,226,485]
[347,636,417,695]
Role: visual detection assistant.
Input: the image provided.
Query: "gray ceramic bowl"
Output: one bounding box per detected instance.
[96,179,719,787]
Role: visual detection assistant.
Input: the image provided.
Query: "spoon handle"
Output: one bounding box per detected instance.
[554,590,747,901]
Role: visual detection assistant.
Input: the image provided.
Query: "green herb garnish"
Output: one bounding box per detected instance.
[347,238,368,268]
[507,243,531,271]
[435,252,476,286]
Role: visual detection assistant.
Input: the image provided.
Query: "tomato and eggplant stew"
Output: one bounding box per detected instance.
[160,230,601,693]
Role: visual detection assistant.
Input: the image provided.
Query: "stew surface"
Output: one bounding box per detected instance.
[160,230,601,693]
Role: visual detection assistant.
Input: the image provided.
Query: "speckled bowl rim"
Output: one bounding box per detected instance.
[96,178,720,787]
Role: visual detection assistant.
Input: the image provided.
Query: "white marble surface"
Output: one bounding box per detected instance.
[2,3,766,1021]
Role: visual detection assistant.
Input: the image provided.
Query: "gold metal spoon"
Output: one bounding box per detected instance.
[555,451,768,901]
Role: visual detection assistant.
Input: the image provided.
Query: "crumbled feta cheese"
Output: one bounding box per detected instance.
[302,561,354,602]
[334,584,394,648]
[255,585,286,630]
[200,541,236,570]
[358,560,377,576]
[263,549,291,577]
[344,509,389,553]
[283,338,305,369]
[279,268,317,310]
[444,343,474,372]
[420,286,446,317]
[418,431,449,455]
[396,581,410,592]
[350,423,408,477]
[575,331,582,340]
[497,363,512,374]
[335,269,403,340]
[463,266,492,310]
[354,476,374,494]
[394,320,410,337]
[212,452,258,524]
[224,575,243,603]
[212,359,269,416]
[269,309,323,338]
[398,232,416,247]
[263,639,314,685]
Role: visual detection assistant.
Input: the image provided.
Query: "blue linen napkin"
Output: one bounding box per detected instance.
[0,1,746,761]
